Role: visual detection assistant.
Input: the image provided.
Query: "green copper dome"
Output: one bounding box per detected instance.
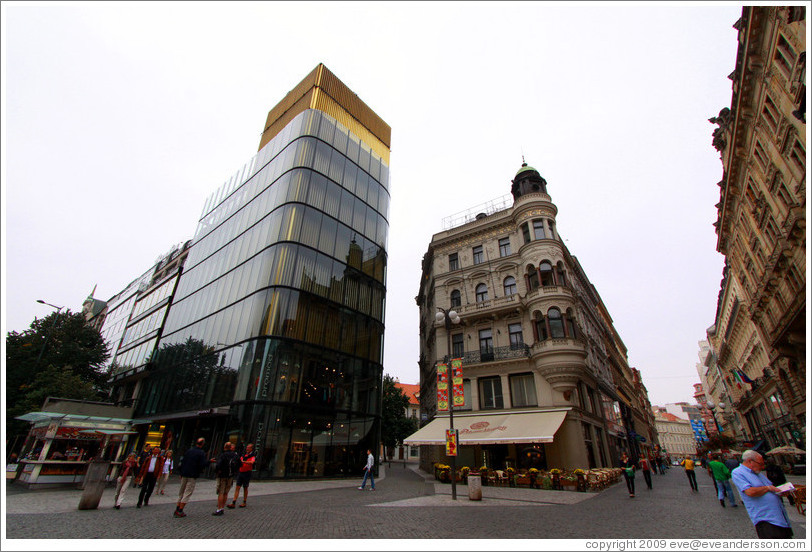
[515,162,538,176]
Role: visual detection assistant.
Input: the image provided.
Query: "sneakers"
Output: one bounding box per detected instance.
[358,486,364,490]
[174,510,186,518]
[212,509,224,516]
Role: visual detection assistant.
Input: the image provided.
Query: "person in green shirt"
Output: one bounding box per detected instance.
[708,454,738,508]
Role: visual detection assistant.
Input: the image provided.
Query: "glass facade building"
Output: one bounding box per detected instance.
[134,65,391,478]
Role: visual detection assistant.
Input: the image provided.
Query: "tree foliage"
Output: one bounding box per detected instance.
[380,374,419,459]
[697,433,737,455]
[6,310,110,440]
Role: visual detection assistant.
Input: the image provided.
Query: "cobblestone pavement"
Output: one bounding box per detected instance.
[4,463,807,541]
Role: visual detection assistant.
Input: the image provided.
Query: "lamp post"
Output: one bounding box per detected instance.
[36,299,64,363]
[435,307,461,500]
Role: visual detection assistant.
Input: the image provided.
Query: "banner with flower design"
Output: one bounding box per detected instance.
[437,363,449,411]
[451,358,464,407]
[445,429,458,456]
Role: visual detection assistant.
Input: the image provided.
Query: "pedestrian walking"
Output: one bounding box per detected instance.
[174,437,209,518]
[619,453,636,498]
[228,443,256,509]
[113,453,138,509]
[212,442,239,516]
[136,446,164,508]
[358,449,375,490]
[708,454,738,508]
[731,450,793,539]
[134,443,152,487]
[638,453,653,490]
[704,455,720,495]
[156,450,174,495]
[681,457,698,491]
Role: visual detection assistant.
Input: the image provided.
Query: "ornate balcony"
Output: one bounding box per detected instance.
[459,344,530,366]
[522,285,573,307]
[454,294,521,316]
[529,337,587,357]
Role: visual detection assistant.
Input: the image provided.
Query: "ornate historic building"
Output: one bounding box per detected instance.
[652,409,697,459]
[707,6,806,451]
[408,162,658,473]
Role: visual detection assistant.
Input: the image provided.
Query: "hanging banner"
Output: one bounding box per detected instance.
[445,429,459,456]
[437,363,449,412]
[451,358,464,408]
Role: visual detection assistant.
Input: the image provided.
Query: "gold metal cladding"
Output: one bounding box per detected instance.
[258,63,391,164]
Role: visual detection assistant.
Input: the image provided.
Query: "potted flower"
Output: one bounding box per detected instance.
[549,468,562,490]
[561,473,578,489]
[479,466,489,485]
[506,466,516,487]
[461,466,470,483]
[574,468,587,492]
[528,468,540,488]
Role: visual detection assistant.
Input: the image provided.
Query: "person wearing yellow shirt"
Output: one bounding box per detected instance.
[680,457,698,491]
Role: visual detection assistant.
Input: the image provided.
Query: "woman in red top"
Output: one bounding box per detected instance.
[638,453,653,490]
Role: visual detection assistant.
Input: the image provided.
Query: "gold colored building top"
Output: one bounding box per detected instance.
[258,63,391,163]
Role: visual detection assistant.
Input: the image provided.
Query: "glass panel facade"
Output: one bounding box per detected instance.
[138,109,389,479]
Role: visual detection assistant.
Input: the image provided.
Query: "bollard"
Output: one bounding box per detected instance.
[78,460,111,510]
[467,473,482,501]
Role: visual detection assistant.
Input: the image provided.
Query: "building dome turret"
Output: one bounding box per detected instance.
[511,160,548,200]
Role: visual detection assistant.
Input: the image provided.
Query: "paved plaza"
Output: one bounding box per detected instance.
[4,462,808,541]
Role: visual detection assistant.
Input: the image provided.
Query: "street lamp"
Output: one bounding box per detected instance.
[36,299,64,363]
[705,400,721,436]
[435,307,461,500]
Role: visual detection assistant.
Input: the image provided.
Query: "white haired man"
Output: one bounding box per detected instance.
[730,450,793,539]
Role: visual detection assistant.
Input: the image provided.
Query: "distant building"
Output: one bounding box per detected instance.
[653,409,696,458]
[394,381,420,461]
[708,5,805,452]
[408,162,658,473]
[658,403,708,448]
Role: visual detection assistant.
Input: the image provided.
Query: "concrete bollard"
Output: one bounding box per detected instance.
[467,473,482,500]
[78,460,110,510]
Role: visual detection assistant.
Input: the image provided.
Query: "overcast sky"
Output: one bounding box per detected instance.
[3,1,747,407]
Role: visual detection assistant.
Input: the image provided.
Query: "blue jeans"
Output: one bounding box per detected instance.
[361,469,375,489]
[717,479,736,505]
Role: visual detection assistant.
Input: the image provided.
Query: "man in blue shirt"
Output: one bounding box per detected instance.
[731,450,793,539]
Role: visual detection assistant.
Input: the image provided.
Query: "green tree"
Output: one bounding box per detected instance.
[380,374,419,460]
[6,310,110,445]
[697,433,737,455]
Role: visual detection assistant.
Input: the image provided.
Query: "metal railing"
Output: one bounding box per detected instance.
[460,344,530,365]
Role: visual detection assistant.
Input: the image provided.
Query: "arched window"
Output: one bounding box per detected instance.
[475,283,489,303]
[503,276,517,296]
[539,261,554,287]
[534,312,548,340]
[555,262,567,287]
[548,307,565,338]
[526,265,539,290]
[450,289,461,308]
[566,308,578,339]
